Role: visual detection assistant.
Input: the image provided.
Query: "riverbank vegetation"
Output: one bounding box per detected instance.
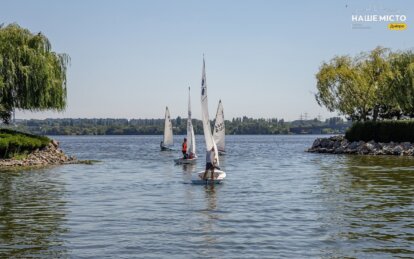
[0,129,50,158]
[345,121,414,143]
[316,47,414,122]
[0,23,69,124]
[315,47,414,143]
[0,23,69,161]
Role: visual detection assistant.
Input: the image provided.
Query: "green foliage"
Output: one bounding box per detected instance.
[387,50,414,116]
[9,117,351,135]
[0,128,50,158]
[0,23,69,124]
[315,47,414,121]
[345,120,414,142]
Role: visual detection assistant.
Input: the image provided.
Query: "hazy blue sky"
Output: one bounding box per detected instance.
[2,0,413,120]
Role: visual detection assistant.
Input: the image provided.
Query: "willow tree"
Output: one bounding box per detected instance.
[387,50,414,117]
[315,47,395,121]
[0,23,69,124]
[315,55,368,121]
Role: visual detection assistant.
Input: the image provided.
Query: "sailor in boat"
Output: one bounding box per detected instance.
[182,138,188,159]
[160,141,166,150]
[203,147,217,179]
[188,152,195,159]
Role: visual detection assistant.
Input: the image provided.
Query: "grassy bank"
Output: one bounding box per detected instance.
[345,121,414,143]
[0,128,51,158]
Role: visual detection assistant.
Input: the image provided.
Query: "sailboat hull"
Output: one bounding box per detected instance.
[161,146,173,151]
[191,170,226,184]
[174,157,197,165]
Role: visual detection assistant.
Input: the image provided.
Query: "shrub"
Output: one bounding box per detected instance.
[345,120,414,142]
[0,128,51,158]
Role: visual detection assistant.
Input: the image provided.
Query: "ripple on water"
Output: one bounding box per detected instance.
[0,135,413,258]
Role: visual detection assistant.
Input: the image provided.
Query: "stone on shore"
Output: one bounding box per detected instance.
[307,135,414,156]
[0,140,77,168]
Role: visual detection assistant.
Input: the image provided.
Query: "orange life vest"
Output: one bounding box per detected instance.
[182,142,187,152]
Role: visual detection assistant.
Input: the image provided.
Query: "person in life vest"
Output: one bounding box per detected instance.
[182,138,187,159]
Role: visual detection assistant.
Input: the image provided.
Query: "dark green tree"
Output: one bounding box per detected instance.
[0,23,69,124]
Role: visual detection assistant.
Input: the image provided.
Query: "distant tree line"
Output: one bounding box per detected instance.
[7,116,351,135]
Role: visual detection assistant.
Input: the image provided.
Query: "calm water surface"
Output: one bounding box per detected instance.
[0,135,413,258]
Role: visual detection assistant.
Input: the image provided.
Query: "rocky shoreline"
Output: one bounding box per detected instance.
[308,135,414,156]
[0,140,78,168]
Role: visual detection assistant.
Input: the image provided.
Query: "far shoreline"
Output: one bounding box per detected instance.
[45,133,339,136]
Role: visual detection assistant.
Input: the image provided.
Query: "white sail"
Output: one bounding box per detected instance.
[190,126,196,156]
[163,106,173,146]
[213,100,225,153]
[200,57,219,166]
[186,87,196,157]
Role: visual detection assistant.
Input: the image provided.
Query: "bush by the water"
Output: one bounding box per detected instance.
[0,128,51,158]
[345,121,414,143]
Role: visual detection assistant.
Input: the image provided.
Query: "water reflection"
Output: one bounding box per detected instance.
[182,164,197,173]
[0,169,68,258]
[199,185,219,253]
[203,185,218,214]
[2,135,410,258]
[317,155,414,258]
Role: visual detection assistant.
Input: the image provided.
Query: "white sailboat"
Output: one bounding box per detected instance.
[160,106,173,151]
[192,57,226,184]
[174,87,197,164]
[213,100,225,155]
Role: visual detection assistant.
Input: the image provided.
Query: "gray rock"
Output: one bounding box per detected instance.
[333,140,341,149]
[52,139,59,148]
[319,138,333,149]
[406,149,414,156]
[311,138,322,149]
[392,145,403,155]
[307,135,414,157]
[334,146,345,154]
[382,144,394,155]
[401,142,412,150]
[357,143,370,154]
[345,148,357,154]
[330,135,344,142]
[365,142,375,152]
[348,141,359,150]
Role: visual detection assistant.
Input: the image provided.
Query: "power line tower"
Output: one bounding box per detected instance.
[317,114,322,122]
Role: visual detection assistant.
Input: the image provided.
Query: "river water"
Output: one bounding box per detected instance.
[0,135,413,258]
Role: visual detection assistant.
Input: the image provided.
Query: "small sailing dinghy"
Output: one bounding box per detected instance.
[192,57,226,184]
[175,87,197,165]
[213,100,226,155]
[160,106,173,151]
